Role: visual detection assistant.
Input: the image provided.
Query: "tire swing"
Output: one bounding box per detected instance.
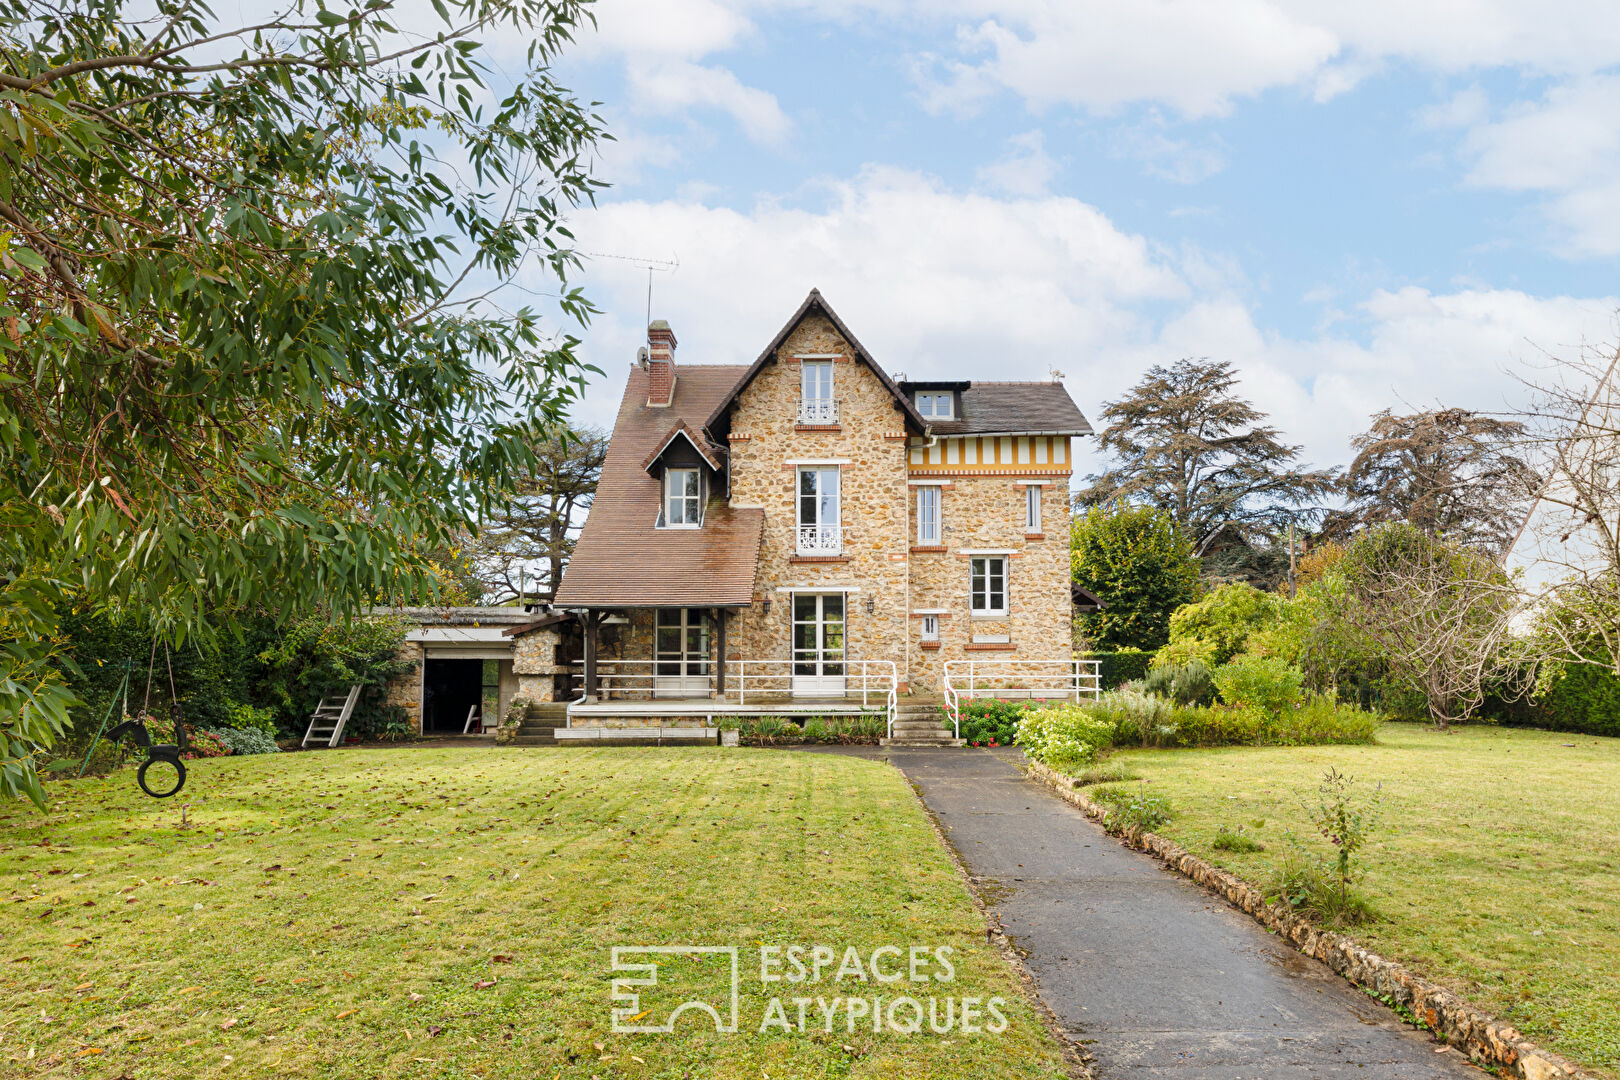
[90,642,193,799]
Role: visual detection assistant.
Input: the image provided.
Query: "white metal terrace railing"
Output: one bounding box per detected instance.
[730,659,898,734]
[797,398,839,424]
[567,658,898,734]
[795,523,843,556]
[941,659,1103,738]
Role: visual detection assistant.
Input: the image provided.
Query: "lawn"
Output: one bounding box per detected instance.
[0,747,1068,1079]
[1106,724,1620,1079]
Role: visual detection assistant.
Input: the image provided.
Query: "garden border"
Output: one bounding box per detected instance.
[1022,758,1598,1080]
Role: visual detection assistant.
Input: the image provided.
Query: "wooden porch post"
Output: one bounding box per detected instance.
[713,607,726,698]
[583,610,600,702]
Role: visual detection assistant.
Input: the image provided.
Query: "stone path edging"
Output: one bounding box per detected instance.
[1023,759,1597,1080]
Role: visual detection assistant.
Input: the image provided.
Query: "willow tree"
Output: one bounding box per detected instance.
[0,0,605,804]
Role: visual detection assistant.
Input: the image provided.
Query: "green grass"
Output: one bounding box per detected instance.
[1108,724,1620,1078]
[0,748,1067,1079]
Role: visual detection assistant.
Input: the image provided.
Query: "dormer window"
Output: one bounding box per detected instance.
[663,467,701,527]
[916,392,954,419]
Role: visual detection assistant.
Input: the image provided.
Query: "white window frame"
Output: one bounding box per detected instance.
[915,391,954,419]
[1024,485,1041,532]
[662,467,702,528]
[916,485,940,545]
[801,360,834,402]
[796,466,842,554]
[920,614,940,642]
[970,555,1008,616]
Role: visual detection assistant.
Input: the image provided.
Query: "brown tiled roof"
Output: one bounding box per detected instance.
[704,288,927,432]
[906,380,1092,436]
[555,364,763,608]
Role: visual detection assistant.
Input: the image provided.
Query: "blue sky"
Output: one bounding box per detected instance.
[520,1,1620,471]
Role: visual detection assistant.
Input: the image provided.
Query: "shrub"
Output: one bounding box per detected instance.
[1139,660,1216,706]
[954,698,1043,746]
[728,713,884,746]
[1272,767,1381,926]
[181,728,231,758]
[1212,655,1305,714]
[207,726,280,755]
[1282,694,1382,745]
[1090,782,1173,834]
[1090,648,1153,689]
[1149,638,1215,670]
[1015,704,1115,772]
[1166,582,1285,666]
[1084,687,1174,747]
[224,701,278,734]
[1534,662,1620,737]
[256,615,414,739]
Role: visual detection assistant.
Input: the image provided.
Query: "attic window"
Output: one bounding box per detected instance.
[662,467,701,528]
[916,392,954,419]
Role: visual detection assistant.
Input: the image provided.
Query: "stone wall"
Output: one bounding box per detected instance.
[512,626,563,703]
[724,312,914,692]
[382,641,424,734]
[907,476,1073,692]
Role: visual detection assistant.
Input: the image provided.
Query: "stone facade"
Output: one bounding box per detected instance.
[724,313,914,689]
[382,642,424,732]
[712,313,1075,694]
[512,626,564,703]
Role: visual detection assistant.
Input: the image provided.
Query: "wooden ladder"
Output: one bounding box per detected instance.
[302,685,362,749]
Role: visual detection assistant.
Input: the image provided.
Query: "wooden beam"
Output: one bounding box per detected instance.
[713,607,726,698]
[583,611,600,702]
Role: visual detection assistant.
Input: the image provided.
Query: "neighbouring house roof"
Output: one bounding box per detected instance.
[900,380,1093,437]
[1071,584,1107,612]
[371,606,539,627]
[501,612,574,638]
[555,363,765,609]
[641,418,724,474]
[703,288,927,432]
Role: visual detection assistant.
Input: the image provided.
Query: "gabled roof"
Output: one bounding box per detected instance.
[900,380,1092,437]
[704,288,927,431]
[641,419,724,474]
[555,364,764,609]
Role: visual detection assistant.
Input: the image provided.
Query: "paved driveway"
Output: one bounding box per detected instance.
[874,747,1482,1079]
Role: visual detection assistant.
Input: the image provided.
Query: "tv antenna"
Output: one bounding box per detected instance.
[581,251,679,341]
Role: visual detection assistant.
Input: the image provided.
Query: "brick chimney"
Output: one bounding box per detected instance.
[645,320,676,407]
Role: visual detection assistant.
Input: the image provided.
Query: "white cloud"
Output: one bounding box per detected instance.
[975,130,1059,196]
[1452,75,1620,256]
[1109,120,1227,184]
[625,60,792,144]
[558,167,1619,468]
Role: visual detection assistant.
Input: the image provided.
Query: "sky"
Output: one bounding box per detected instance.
[515,0,1620,477]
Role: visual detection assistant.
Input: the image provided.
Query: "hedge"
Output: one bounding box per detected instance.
[1087,649,1153,690]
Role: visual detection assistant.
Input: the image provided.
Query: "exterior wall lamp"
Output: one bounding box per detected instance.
[761,597,772,616]
[865,596,875,615]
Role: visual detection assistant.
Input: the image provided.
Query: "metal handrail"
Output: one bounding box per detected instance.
[941,659,1103,738]
[730,659,898,736]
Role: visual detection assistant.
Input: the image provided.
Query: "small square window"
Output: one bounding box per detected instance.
[920,615,939,641]
[915,392,953,419]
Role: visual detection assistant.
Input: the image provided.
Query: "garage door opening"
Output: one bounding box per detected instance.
[422,658,495,734]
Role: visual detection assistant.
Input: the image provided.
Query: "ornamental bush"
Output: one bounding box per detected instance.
[1139,660,1217,706]
[207,726,280,755]
[1212,655,1305,715]
[1014,704,1115,772]
[955,698,1047,746]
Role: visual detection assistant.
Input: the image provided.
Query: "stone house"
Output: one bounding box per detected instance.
[552,289,1092,723]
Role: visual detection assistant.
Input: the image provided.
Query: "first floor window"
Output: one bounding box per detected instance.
[920,614,940,641]
[665,467,700,526]
[970,556,1008,615]
[917,485,940,544]
[1025,485,1041,532]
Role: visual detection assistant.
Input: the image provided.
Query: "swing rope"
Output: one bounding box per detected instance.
[77,663,132,778]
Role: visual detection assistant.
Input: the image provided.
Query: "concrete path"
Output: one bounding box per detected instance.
[880,747,1482,1079]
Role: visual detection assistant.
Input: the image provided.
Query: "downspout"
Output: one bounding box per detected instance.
[903,426,938,694]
